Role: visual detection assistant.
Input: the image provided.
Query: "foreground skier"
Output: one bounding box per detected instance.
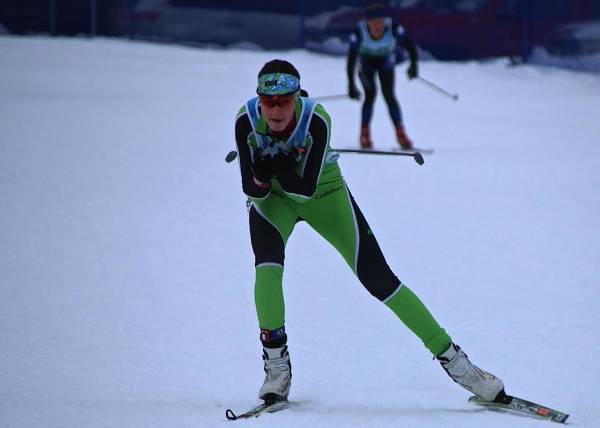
[232,58,505,408]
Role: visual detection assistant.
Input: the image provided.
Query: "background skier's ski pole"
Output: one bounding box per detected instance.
[416,76,459,101]
[224,149,424,166]
[312,94,351,101]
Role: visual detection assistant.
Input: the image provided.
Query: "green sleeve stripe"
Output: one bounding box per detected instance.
[311,108,331,180]
[314,104,332,132]
[236,104,248,121]
[283,104,331,203]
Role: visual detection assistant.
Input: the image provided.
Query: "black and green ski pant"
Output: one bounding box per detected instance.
[249,175,451,356]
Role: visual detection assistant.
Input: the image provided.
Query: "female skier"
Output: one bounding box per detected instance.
[234,59,503,405]
[347,3,418,149]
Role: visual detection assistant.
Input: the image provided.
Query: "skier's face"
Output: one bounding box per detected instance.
[259,94,296,132]
[367,17,386,39]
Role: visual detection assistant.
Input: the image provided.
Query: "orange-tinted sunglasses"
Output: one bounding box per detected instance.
[259,94,296,108]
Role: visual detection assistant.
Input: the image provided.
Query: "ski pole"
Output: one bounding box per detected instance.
[224,149,424,166]
[416,76,459,101]
[331,148,424,165]
[312,94,351,101]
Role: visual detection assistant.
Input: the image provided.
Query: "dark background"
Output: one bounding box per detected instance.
[1,0,599,60]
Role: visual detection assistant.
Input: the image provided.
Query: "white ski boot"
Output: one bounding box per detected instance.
[258,344,291,404]
[438,343,504,401]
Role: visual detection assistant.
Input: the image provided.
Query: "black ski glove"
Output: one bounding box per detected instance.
[251,155,273,184]
[407,62,418,80]
[272,151,297,178]
[348,83,361,100]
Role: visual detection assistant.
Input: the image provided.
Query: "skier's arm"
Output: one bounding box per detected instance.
[346,30,361,98]
[397,25,418,79]
[276,108,330,202]
[235,112,271,200]
[402,33,418,67]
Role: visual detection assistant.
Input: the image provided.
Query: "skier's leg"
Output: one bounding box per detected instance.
[299,181,450,356]
[378,65,402,127]
[378,65,413,149]
[249,200,298,340]
[358,62,377,127]
[301,182,504,399]
[249,199,299,402]
[358,61,377,147]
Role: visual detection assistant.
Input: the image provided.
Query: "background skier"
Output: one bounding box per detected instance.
[347,3,419,149]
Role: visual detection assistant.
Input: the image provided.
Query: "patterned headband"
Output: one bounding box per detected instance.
[257,73,300,96]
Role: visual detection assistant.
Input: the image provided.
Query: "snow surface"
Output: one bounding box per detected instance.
[1,36,599,427]
[529,46,600,73]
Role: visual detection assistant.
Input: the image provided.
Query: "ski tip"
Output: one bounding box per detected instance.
[225,408,238,420]
[552,412,569,424]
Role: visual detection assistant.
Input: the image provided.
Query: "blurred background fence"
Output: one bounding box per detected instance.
[1,0,600,64]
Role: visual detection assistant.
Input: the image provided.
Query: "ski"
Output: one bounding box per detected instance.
[469,393,569,423]
[225,400,289,420]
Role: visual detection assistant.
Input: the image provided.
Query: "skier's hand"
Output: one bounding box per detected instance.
[348,84,361,100]
[271,151,297,177]
[407,62,418,80]
[251,155,273,184]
